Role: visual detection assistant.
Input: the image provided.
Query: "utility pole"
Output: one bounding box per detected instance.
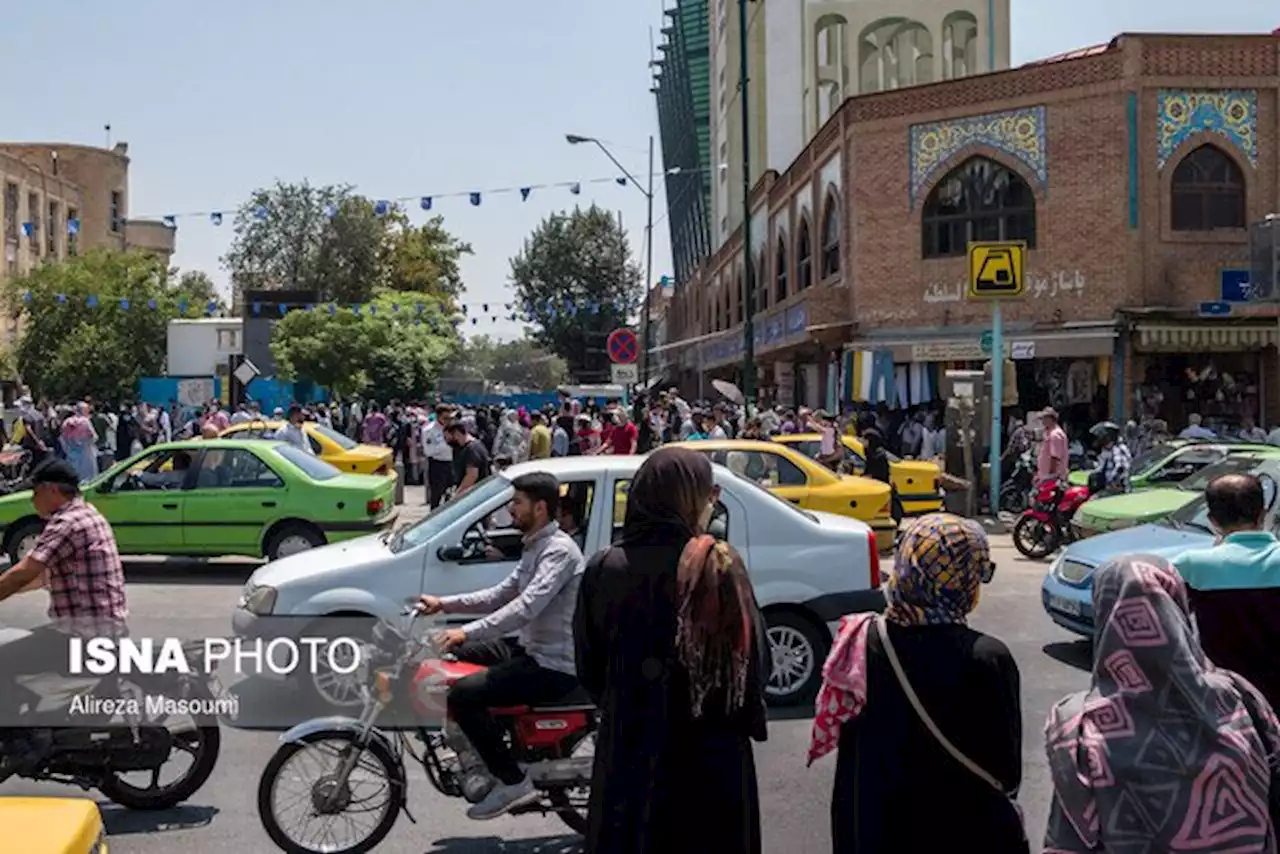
[642,135,655,389]
[738,0,756,410]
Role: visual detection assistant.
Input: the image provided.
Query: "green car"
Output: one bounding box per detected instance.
[1074,450,1280,536]
[1068,440,1276,490]
[0,439,398,563]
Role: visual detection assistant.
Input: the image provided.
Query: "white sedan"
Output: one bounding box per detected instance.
[233,456,885,705]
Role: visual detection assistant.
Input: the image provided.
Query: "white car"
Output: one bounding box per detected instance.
[233,456,885,705]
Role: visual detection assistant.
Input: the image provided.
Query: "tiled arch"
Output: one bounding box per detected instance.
[909,105,1048,207]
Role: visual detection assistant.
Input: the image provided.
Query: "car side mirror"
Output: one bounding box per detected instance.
[438,545,466,562]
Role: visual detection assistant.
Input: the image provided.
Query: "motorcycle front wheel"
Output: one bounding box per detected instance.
[1012,515,1058,560]
[999,483,1028,515]
[258,730,402,854]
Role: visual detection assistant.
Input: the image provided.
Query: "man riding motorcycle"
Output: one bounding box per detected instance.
[416,471,585,820]
[1087,421,1131,495]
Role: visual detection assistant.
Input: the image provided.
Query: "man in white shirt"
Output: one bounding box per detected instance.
[1179,413,1217,440]
[422,404,456,508]
[272,405,314,455]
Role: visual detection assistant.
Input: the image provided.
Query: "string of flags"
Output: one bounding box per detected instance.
[127,164,722,228]
[18,291,634,327]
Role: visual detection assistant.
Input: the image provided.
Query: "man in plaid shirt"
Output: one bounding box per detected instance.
[0,459,128,691]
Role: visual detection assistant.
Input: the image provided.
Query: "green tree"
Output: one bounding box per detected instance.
[3,249,215,402]
[171,269,225,311]
[221,181,471,306]
[443,335,569,390]
[381,214,472,302]
[509,204,642,381]
[270,291,458,400]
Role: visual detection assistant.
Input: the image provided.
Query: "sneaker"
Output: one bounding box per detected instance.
[465,774,538,820]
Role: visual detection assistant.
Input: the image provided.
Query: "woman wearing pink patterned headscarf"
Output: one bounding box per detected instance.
[1045,554,1280,852]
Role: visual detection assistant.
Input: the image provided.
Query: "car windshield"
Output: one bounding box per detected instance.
[1178,456,1270,492]
[1131,443,1176,477]
[312,422,358,450]
[1164,496,1216,534]
[390,475,512,553]
[716,469,817,522]
[275,444,341,480]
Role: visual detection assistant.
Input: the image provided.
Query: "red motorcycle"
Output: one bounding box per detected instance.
[256,611,596,854]
[1012,477,1092,559]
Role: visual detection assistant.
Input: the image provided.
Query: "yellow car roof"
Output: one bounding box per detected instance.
[0,797,103,853]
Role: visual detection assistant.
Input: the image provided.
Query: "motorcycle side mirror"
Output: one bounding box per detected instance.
[437,545,466,562]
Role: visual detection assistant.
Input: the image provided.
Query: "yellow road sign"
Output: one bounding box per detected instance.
[967,241,1026,299]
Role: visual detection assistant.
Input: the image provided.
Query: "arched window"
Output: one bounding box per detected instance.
[735,271,745,324]
[941,12,978,79]
[796,219,813,290]
[922,157,1037,259]
[774,237,789,304]
[821,194,841,278]
[859,18,933,93]
[1171,144,1246,232]
[815,14,849,126]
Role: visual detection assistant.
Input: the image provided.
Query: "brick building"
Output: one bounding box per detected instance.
[662,31,1280,434]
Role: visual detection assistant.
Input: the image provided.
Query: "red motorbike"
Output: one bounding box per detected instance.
[256,611,596,854]
[1012,477,1092,559]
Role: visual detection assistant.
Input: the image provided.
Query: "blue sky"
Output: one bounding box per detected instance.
[3,1,1275,340]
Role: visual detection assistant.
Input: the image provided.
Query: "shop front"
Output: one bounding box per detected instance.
[1130,322,1279,435]
[841,323,1119,435]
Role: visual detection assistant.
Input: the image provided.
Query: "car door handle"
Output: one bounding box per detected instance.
[787,498,801,505]
[262,501,277,508]
[162,503,178,510]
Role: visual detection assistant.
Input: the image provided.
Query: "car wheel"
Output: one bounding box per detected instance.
[763,611,828,707]
[296,616,375,715]
[5,520,42,565]
[265,523,325,561]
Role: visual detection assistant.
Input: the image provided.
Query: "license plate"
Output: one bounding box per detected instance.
[1048,594,1083,617]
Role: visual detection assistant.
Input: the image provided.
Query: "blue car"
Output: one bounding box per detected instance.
[1041,461,1280,637]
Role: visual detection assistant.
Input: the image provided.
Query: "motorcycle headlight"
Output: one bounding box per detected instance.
[242,585,278,616]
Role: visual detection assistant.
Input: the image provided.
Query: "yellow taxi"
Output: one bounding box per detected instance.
[0,796,107,853]
[220,420,394,476]
[672,439,898,551]
[772,433,943,516]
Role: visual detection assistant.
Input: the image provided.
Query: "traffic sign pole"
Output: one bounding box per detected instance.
[989,301,1003,515]
[966,240,1026,517]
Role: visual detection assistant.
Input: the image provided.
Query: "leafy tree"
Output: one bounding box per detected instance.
[171,270,225,311]
[270,291,458,400]
[3,249,217,402]
[443,335,568,390]
[509,204,642,381]
[380,214,472,301]
[222,181,471,306]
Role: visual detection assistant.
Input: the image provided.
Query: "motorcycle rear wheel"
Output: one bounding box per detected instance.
[1012,515,1058,560]
[258,731,401,854]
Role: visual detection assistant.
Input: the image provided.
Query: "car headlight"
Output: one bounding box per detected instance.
[1049,552,1065,578]
[242,585,278,616]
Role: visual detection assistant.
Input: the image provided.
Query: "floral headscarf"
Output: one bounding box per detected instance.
[808,513,994,765]
[1044,555,1280,852]
[884,512,994,627]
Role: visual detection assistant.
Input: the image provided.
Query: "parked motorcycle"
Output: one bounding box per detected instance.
[257,609,597,854]
[999,451,1035,515]
[1012,478,1092,559]
[0,630,222,809]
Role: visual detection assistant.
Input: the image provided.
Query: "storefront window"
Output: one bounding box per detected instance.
[922,157,1037,259]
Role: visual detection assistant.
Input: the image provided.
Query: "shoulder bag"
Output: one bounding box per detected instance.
[875,616,1030,852]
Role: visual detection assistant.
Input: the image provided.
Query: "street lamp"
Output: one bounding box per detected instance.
[565,134,656,389]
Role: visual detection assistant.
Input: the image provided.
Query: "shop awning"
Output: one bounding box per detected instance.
[1135,324,1279,351]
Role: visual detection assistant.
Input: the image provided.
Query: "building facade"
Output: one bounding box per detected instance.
[665,32,1280,433]
[0,141,177,351]
[653,0,714,287]
[706,0,1011,251]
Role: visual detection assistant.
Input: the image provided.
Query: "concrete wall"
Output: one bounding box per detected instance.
[166,319,243,377]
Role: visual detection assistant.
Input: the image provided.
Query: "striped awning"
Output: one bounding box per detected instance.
[1135,324,1279,351]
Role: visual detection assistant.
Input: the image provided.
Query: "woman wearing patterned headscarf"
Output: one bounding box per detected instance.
[1045,554,1280,852]
[574,446,769,854]
[808,513,1025,853]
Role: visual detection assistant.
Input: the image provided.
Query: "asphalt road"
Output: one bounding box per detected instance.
[0,510,1093,853]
